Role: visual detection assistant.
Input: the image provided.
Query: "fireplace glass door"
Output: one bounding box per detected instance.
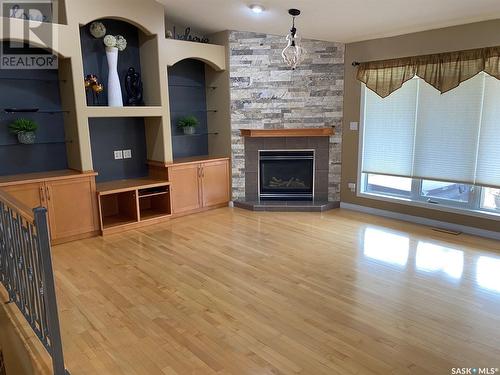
[259,150,314,200]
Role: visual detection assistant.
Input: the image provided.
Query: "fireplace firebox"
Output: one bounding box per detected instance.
[259,150,314,200]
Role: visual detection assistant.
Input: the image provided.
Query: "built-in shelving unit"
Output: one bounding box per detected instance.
[97,178,171,234]
[0,0,231,241]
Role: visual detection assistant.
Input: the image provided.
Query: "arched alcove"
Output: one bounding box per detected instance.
[80,18,160,106]
[167,58,231,160]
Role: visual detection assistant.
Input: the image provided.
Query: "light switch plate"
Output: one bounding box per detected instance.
[114,150,123,160]
[350,122,358,131]
[123,149,132,159]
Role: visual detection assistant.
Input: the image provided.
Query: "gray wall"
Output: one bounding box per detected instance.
[89,118,148,182]
[228,31,344,201]
[0,65,68,176]
[168,59,209,159]
[342,19,500,232]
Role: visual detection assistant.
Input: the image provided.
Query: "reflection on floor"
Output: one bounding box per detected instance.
[362,226,500,291]
[52,208,500,375]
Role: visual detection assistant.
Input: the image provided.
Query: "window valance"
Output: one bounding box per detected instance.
[356,46,500,98]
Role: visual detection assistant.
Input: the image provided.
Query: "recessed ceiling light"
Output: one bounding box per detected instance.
[249,4,264,13]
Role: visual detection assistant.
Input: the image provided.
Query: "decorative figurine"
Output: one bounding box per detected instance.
[125,67,144,106]
[85,74,103,105]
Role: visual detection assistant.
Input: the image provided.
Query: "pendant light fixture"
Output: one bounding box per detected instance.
[282,8,306,70]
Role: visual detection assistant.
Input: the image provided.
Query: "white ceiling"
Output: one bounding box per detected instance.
[158,0,500,43]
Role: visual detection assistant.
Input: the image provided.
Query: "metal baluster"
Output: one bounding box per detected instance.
[34,207,68,375]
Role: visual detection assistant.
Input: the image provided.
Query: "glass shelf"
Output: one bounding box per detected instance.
[170,109,218,113]
[0,140,71,146]
[169,84,217,89]
[172,132,219,137]
[3,109,69,114]
[0,77,65,83]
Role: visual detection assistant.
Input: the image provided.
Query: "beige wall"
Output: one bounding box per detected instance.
[342,19,500,232]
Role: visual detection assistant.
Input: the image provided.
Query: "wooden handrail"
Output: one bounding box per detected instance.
[0,189,35,222]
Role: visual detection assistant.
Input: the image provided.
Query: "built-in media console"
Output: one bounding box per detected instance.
[97,178,172,235]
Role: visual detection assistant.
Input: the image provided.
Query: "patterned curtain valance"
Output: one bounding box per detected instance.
[356,46,500,98]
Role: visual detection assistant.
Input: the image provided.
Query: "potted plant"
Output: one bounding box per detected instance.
[177,115,199,135]
[9,118,38,144]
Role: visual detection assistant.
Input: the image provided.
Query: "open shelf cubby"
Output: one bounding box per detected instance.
[97,179,171,233]
[88,117,149,183]
[100,190,138,229]
[80,18,160,107]
[139,185,171,221]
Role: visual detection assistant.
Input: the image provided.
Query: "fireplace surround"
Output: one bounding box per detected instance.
[259,150,314,200]
[234,129,338,211]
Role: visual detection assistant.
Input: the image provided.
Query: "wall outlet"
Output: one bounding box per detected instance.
[114,150,123,160]
[123,149,132,159]
[350,122,359,131]
[348,182,356,192]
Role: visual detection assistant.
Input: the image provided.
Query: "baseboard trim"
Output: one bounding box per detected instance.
[340,202,500,241]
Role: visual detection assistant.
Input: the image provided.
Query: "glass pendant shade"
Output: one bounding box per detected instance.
[282,9,306,70]
[282,31,305,70]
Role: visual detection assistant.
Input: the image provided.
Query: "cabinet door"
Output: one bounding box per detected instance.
[45,177,99,241]
[1,182,45,210]
[201,160,230,207]
[169,164,202,214]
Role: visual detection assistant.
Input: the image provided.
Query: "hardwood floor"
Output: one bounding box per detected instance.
[52,208,500,375]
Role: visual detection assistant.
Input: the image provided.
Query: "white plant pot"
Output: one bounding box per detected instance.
[183,126,196,135]
[106,46,123,107]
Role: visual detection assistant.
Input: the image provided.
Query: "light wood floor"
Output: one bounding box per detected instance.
[52,208,500,375]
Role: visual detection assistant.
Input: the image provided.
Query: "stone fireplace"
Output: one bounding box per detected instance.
[228,31,344,205]
[234,128,338,211]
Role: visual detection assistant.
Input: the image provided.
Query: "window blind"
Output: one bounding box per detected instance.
[476,75,500,187]
[412,76,483,183]
[361,79,417,177]
[361,73,500,188]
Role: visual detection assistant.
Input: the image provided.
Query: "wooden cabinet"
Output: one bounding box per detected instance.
[1,182,44,209]
[201,160,230,207]
[45,177,99,242]
[0,171,99,244]
[169,163,202,213]
[167,157,230,215]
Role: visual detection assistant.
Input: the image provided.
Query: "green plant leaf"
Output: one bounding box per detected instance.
[177,115,199,129]
[9,118,38,134]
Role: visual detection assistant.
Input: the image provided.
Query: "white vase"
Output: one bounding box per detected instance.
[106,46,123,107]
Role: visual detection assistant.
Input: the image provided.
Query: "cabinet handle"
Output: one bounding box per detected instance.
[39,186,45,203]
[46,186,51,201]
[198,167,202,178]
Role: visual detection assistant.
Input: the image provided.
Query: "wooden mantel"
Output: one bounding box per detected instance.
[240,128,334,138]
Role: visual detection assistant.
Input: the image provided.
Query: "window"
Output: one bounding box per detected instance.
[359,74,500,217]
